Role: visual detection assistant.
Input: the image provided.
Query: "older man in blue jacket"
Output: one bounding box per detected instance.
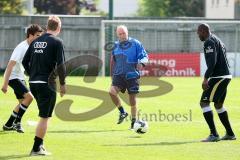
[109,25,148,129]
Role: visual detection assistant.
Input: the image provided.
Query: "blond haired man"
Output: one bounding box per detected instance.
[23,15,66,156]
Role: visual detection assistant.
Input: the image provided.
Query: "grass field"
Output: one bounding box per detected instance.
[0,77,239,160]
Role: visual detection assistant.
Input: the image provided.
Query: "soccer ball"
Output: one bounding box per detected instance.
[133,120,148,134]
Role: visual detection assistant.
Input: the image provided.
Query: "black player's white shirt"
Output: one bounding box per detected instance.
[22,33,66,85]
[203,34,231,79]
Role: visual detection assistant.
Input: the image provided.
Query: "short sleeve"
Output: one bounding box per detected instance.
[10,44,25,62]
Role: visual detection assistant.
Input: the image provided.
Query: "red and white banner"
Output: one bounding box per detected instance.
[141,53,200,77]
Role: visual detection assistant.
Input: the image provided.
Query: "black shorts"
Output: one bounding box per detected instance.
[8,79,29,99]
[112,74,139,94]
[200,78,231,103]
[30,83,56,118]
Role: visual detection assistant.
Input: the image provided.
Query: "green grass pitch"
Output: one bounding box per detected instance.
[0,77,239,160]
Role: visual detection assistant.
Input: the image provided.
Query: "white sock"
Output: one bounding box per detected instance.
[216,107,226,114]
[202,106,212,113]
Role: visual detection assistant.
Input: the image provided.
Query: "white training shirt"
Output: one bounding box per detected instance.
[9,40,29,80]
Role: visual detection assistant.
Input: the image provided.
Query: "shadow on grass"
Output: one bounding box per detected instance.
[0,154,29,160]
[0,131,15,135]
[127,136,142,138]
[47,129,126,134]
[104,140,199,147]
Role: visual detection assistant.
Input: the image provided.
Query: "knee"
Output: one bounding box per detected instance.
[25,92,34,103]
[109,88,117,96]
[38,118,49,127]
[214,102,223,110]
[200,101,209,108]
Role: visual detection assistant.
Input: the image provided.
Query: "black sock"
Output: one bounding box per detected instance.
[218,111,234,136]
[203,111,218,136]
[14,104,28,123]
[131,118,136,127]
[33,136,43,152]
[5,111,17,127]
[118,106,125,114]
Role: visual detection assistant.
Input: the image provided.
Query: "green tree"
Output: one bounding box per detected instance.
[138,0,204,17]
[0,0,23,15]
[34,0,99,15]
[138,0,170,17]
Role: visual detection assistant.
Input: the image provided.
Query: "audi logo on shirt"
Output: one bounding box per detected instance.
[34,42,47,48]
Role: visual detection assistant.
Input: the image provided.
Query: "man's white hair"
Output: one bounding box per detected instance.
[116,25,128,33]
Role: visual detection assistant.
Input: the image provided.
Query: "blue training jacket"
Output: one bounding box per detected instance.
[112,37,148,78]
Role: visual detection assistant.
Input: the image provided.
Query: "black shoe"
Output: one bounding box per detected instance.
[221,134,236,140]
[117,112,128,124]
[13,122,24,133]
[201,134,220,142]
[2,125,14,131]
